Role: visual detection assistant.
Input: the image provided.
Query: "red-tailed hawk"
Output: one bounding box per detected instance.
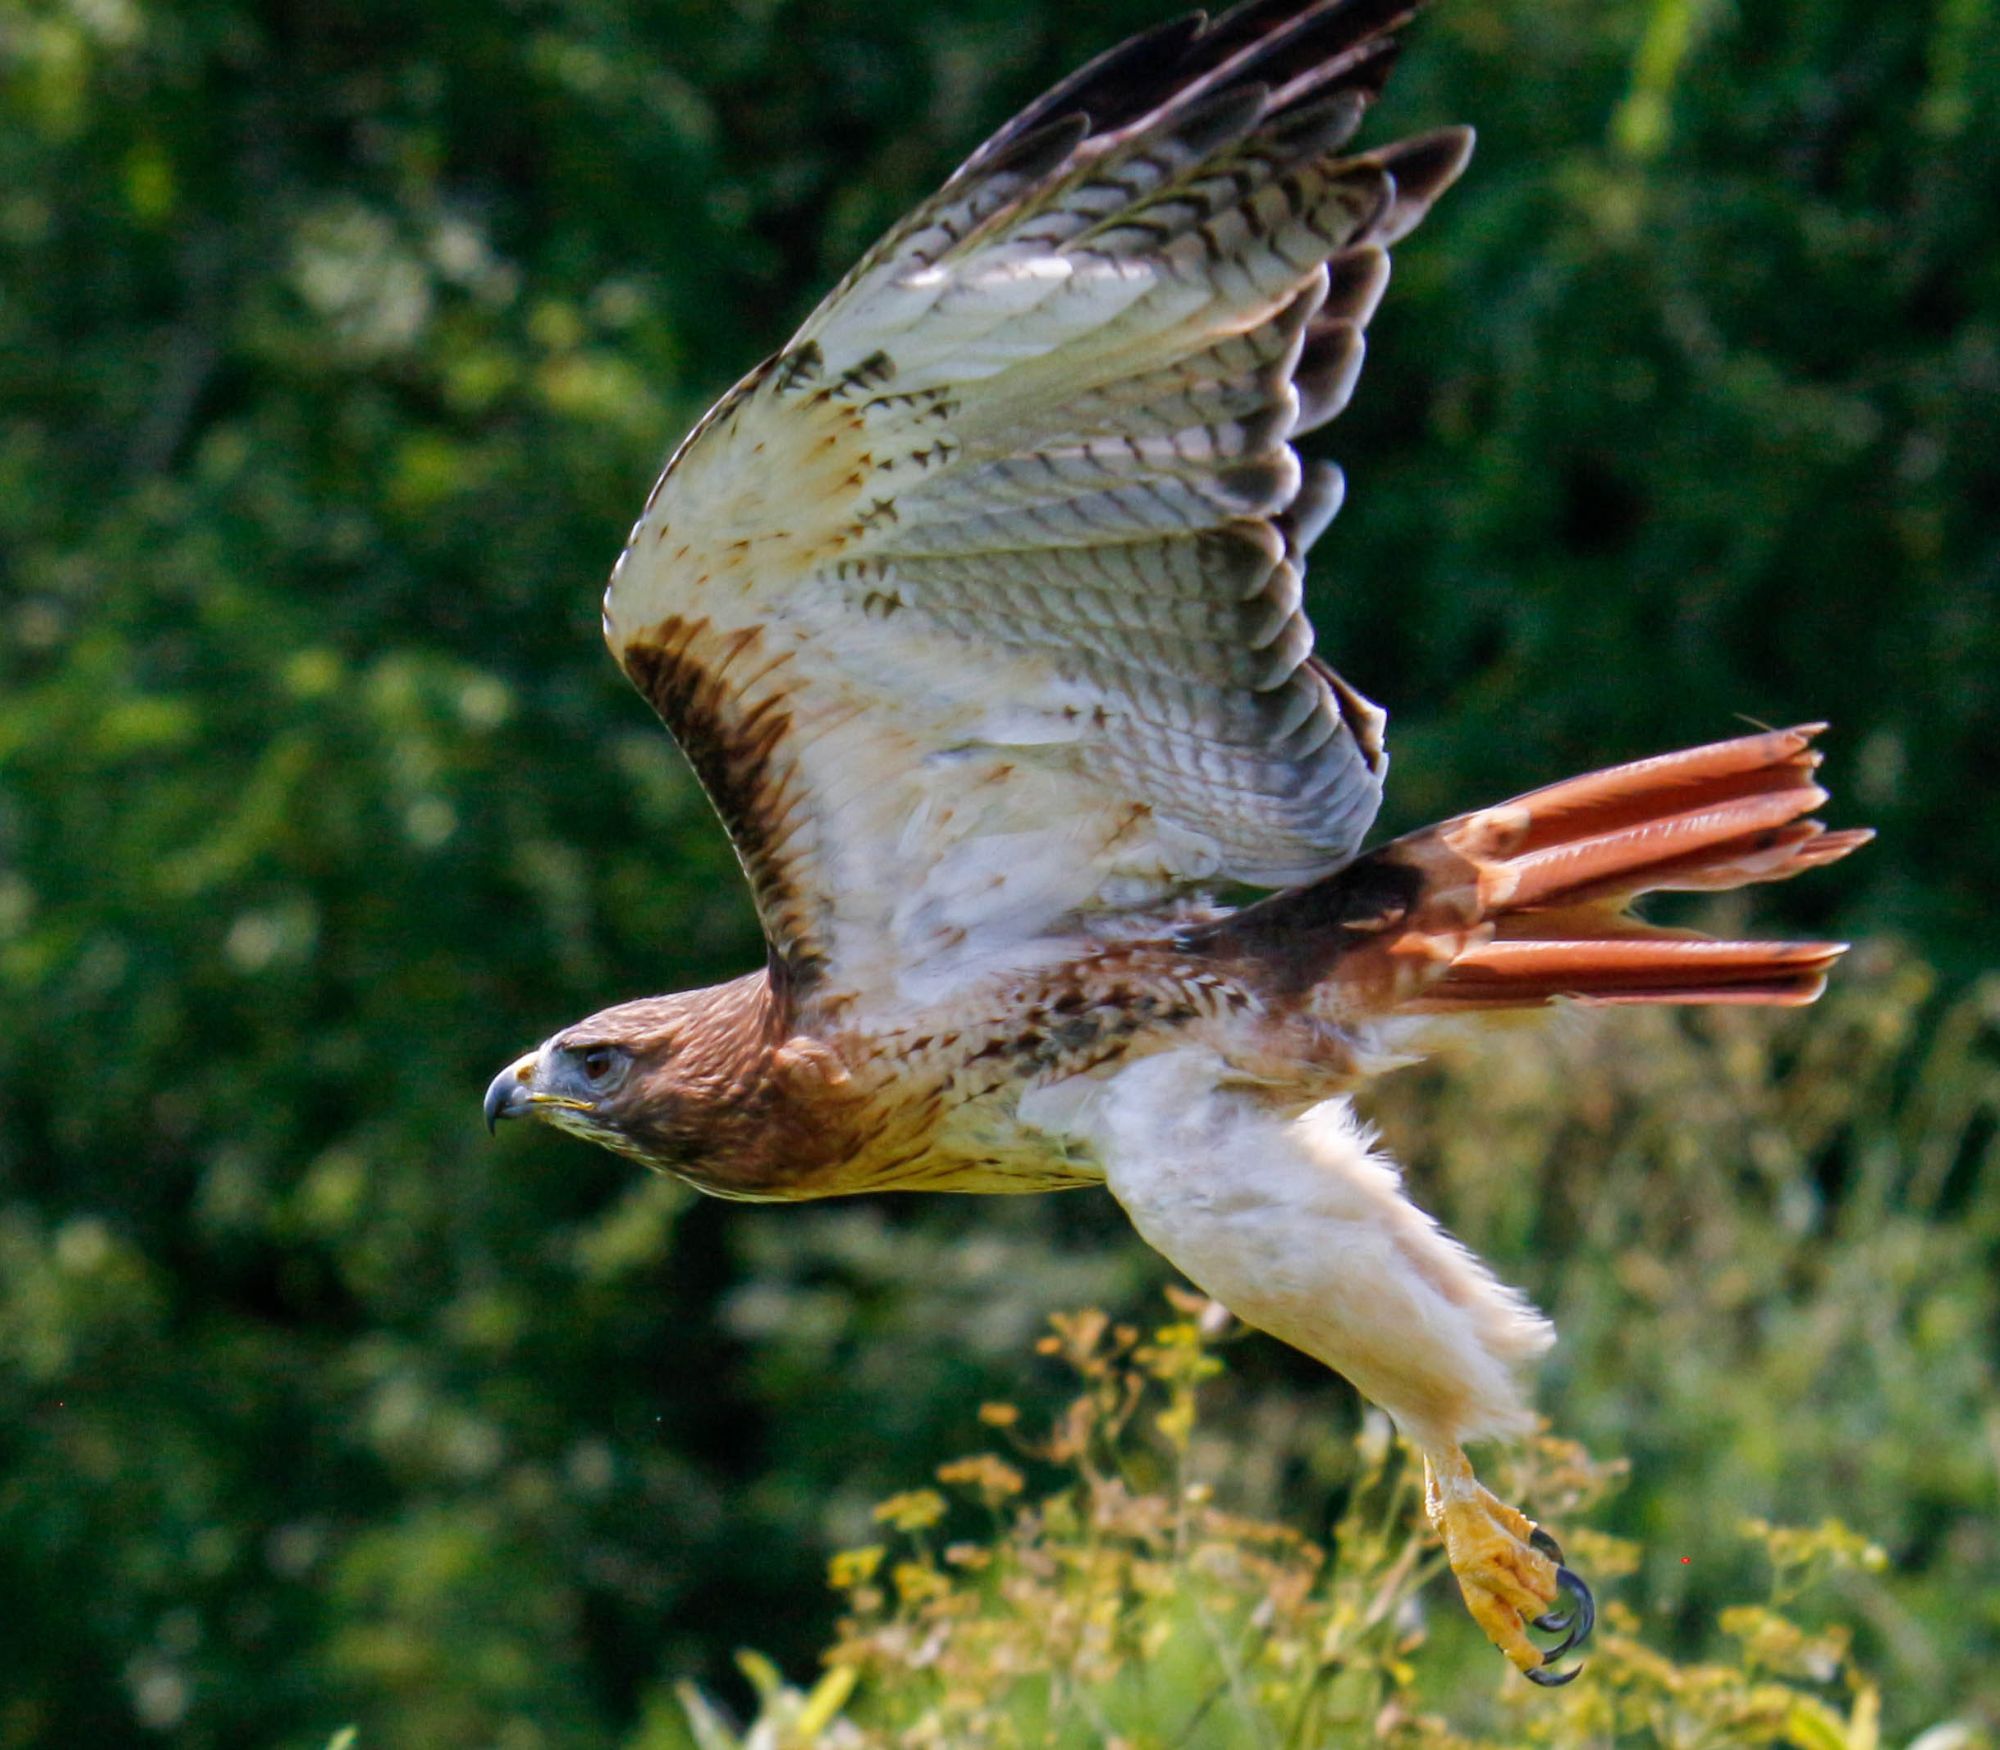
[485,0,1868,1683]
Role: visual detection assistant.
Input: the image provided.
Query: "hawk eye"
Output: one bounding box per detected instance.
[578,1045,621,1085]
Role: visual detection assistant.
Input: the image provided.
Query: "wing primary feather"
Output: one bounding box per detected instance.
[911,112,1095,267]
[1370,127,1477,242]
[1291,322,1367,433]
[962,0,1422,197]
[952,14,1209,179]
[1277,460,1347,559]
[1148,1,1414,128]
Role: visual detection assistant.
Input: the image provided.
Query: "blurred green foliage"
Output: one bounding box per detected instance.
[0,0,1995,1744]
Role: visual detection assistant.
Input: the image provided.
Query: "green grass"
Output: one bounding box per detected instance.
[659,1297,1984,1749]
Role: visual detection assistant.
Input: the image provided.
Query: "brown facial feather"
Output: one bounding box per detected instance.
[555,972,873,1198]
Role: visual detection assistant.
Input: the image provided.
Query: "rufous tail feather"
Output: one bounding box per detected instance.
[1380,726,1872,1012]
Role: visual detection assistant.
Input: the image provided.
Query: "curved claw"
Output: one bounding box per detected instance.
[1524,1564,1595,1683]
[1527,1527,1579,1630]
[1543,1567,1596,1655]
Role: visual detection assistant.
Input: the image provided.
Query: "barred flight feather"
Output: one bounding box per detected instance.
[606,0,1467,1006]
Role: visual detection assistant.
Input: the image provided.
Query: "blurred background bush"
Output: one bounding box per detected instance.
[0,0,1994,1743]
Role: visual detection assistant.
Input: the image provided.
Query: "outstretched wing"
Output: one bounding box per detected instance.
[604,0,1470,1014]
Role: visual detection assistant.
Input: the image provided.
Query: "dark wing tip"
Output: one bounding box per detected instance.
[1378,124,1477,196]
[956,0,1441,186]
[953,13,1210,179]
[1372,125,1476,241]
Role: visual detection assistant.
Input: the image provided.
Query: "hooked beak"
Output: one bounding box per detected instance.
[484,1051,538,1133]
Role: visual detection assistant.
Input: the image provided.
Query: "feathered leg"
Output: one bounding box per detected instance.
[1037,1049,1594,1683]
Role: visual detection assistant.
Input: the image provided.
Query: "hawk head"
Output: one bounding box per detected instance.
[482,970,843,1195]
[484,993,701,1162]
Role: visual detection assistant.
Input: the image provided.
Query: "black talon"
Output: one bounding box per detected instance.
[1516,1527,1594,1686]
[1558,1566,1595,1647]
[1526,1527,1591,1625]
[1532,1565,1596,1662]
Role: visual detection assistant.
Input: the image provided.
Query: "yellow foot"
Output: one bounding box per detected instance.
[1424,1447,1595,1686]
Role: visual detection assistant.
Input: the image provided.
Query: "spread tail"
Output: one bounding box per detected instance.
[1357,726,1871,1012]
